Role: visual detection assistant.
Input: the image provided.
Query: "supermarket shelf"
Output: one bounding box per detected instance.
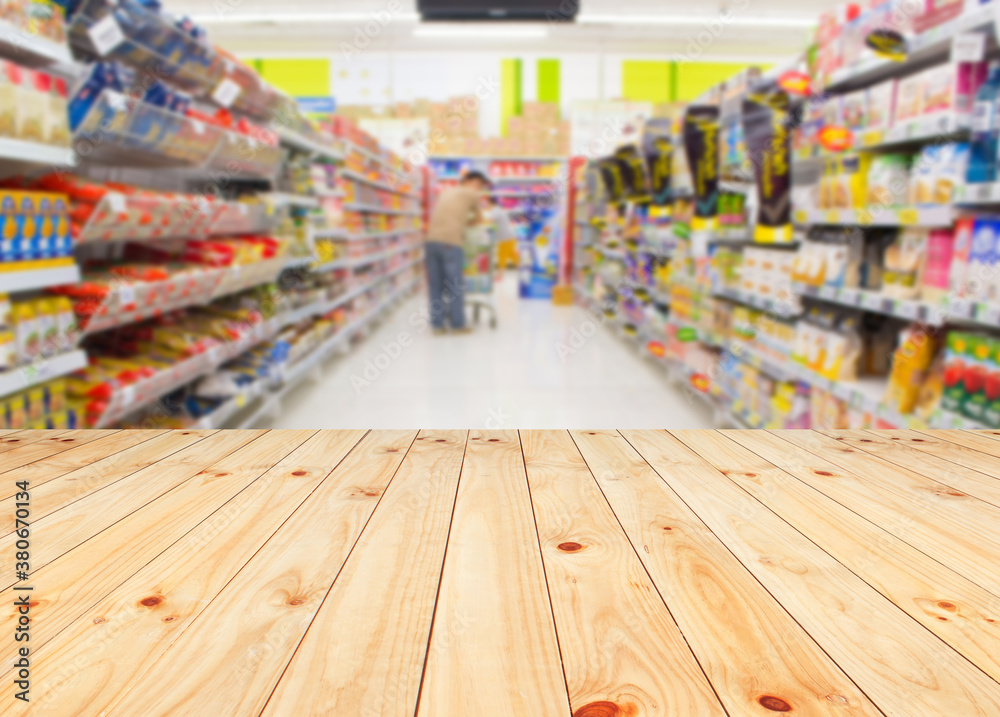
[276,127,344,162]
[794,113,971,167]
[713,286,801,319]
[268,192,320,210]
[793,282,1000,327]
[492,176,560,184]
[430,155,567,162]
[727,345,799,383]
[824,6,997,93]
[343,202,422,216]
[347,228,423,242]
[313,227,350,240]
[339,169,421,198]
[312,245,422,274]
[955,181,1000,205]
[1,263,81,293]
[284,255,317,270]
[0,21,79,75]
[72,89,283,180]
[289,256,423,321]
[191,381,267,430]
[235,277,421,428]
[93,316,282,428]
[0,137,76,172]
[67,0,295,122]
[0,350,88,400]
[343,139,409,173]
[596,247,626,260]
[792,206,953,228]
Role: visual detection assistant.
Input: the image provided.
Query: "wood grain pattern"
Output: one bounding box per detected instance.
[0,429,285,653]
[831,429,1000,508]
[0,430,113,479]
[104,431,416,717]
[572,429,881,717]
[264,430,466,717]
[629,429,1000,715]
[416,430,571,717]
[2,430,366,716]
[0,429,201,534]
[522,430,725,717]
[689,429,1000,684]
[772,429,1000,596]
[2,429,999,716]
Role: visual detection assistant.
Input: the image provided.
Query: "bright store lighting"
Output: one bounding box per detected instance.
[412,25,549,39]
[578,14,816,28]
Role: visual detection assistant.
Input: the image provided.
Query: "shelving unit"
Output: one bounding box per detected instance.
[0,350,88,397]
[0,264,82,293]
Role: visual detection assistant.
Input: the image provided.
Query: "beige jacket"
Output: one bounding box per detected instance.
[426,186,482,247]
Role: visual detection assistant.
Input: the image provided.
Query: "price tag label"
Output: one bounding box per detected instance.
[825,210,840,224]
[898,208,920,225]
[191,120,205,135]
[106,192,126,215]
[860,129,883,147]
[87,14,125,56]
[120,384,136,405]
[896,300,920,320]
[952,32,986,63]
[793,209,808,224]
[118,284,135,305]
[837,288,859,306]
[212,78,242,108]
[236,393,247,408]
[209,346,222,364]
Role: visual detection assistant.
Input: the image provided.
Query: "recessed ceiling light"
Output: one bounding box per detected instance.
[412,24,549,39]
[578,14,814,28]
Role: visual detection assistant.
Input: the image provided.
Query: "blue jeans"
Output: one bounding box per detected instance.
[425,241,466,329]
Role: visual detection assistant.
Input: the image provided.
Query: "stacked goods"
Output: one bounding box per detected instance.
[0,0,66,42]
[0,293,76,368]
[0,379,77,429]
[0,187,72,266]
[0,62,70,147]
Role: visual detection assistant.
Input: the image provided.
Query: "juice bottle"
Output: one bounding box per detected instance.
[11,302,38,365]
[52,296,76,352]
[34,298,57,357]
[0,330,15,370]
[968,60,1000,183]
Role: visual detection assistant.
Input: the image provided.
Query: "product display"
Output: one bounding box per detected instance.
[0,1,426,428]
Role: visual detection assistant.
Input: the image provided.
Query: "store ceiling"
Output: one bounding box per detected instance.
[175,0,818,61]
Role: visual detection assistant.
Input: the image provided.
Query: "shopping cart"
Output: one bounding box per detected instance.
[463,224,498,329]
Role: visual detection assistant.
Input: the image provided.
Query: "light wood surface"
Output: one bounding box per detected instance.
[2,429,999,716]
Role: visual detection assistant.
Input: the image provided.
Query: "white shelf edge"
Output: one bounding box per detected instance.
[0,349,87,400]
[1,264,81,293]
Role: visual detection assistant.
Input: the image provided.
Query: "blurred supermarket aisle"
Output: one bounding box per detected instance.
[264,273,715,429]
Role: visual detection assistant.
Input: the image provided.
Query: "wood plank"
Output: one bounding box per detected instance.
[263,430,466,717]
[0,430,103,467]
[627,429,1000,715]
[571,429,881,717]
[0,430,158,500]
[521,430,725,716]
[828,429,1000,509]
[0,430,197,533]
[2,430,366,716]
[101,431,417,717]
[771,429,1000,597]
[416,430,571,717]
[686,429,1000,684]
[910,428,1000,463]
[0,430,66,457]
[0,430,286,654]
[0,430,257,589]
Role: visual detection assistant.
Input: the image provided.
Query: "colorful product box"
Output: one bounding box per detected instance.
[966,217,999,303]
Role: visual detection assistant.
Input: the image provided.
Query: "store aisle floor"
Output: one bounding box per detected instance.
[265,274,715,428]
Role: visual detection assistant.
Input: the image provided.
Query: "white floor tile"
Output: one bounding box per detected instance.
[265,273,716,429]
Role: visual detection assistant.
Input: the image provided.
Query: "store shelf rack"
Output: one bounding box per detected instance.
[339,169,421,198]
[792,206,954,228]
[1,263,82,293]
[72,90,284,180]
[343,202,422,216]
[0,137,76,176]
[0,350,88,400]
[276,127,344,163]
[0,20,79,75]
[312,245,422,274]
[66,0,296,123]
[232,277,421,429]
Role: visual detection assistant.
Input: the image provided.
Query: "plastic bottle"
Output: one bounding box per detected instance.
[34,298,57,358]
[11,302,38,365]
[0,330,15,370]
[968,61,1000,183]
[52,296,76,353]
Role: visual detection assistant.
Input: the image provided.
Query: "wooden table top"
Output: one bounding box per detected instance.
[2,428,1000,715]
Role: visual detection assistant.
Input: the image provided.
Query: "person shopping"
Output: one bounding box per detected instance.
[424,171,491,334]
